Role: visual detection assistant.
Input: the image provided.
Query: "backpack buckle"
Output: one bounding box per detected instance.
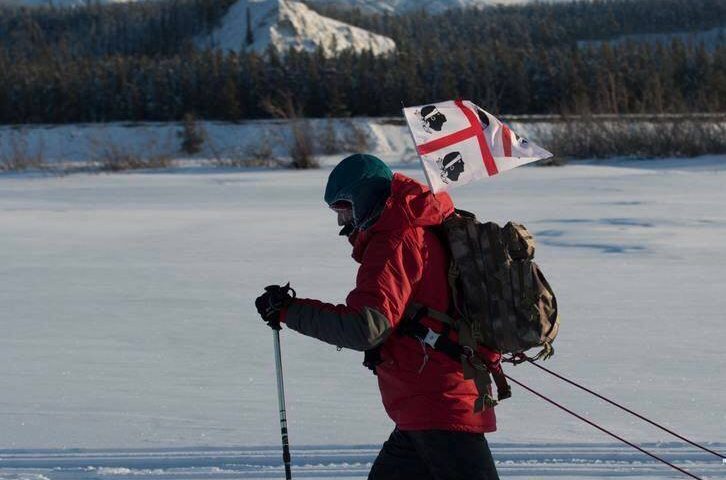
[422,328,441,348]
[462,347,489,373]
[503,352,529,365]
[462,345,475,359]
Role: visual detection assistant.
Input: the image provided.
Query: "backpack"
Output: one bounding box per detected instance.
[373,209,560,412]
[440,209,559,356]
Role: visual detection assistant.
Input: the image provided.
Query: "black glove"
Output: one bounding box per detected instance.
[255,283,296,330]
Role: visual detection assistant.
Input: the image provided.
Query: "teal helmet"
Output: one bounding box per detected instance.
[324,154,393,235]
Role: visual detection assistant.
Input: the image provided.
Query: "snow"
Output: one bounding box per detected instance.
[0,443,723,479]
[5,117,722,173]
[0,118,544,168]
[196,0,396,56]
[1,157,725,479]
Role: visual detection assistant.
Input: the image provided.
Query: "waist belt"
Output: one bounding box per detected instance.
[397,304,511,412]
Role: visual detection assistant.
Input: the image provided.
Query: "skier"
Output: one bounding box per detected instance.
[256,154,500,480]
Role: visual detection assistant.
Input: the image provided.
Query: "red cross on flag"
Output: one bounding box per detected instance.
[403,100,552,193]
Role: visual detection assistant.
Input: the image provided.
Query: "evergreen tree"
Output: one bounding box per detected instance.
[0,0,723,123]
[245,7,254,47]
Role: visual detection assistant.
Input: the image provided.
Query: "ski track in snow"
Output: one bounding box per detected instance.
[1,443,725,479]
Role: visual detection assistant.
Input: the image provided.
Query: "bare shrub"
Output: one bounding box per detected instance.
[211,134,283,168]
[89,134,173,172]
[379,117,407,126]
[318,119,339,155]
[261,95,319,169]
[341,120,372,153]
[537,155,568,167]
[289,122,317,169]
[0,129,46,171]
[315,119,373,156]
[177,113,207,155]
[534,117,726,162]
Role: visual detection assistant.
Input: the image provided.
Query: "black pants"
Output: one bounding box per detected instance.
[368,428,500,480]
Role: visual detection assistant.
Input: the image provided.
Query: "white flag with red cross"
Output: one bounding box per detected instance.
[403,100,552,193]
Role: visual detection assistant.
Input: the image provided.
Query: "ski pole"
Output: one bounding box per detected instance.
[273,328,293,480]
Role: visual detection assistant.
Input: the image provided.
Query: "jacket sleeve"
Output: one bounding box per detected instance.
[282,233,423,351]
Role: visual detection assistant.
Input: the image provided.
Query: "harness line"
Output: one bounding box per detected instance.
[505,373,705,480]
[505,354,725,460]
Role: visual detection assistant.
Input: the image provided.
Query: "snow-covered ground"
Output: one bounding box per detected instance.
[0,118,549,169]
[1,443,723,479]
[1,157,725,479]
[0,119,407,167]
[4,118,723,172]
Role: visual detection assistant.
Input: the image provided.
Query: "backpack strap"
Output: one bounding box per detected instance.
[401,303,509,412]
[400,305,463,360]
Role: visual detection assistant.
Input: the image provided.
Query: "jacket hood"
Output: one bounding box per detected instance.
[370,173,455,233]
[349,173,454,262]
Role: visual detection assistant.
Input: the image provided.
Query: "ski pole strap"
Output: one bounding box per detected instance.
[505,373,705,480]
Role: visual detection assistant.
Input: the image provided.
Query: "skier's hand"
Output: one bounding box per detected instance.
[255,283,296,330]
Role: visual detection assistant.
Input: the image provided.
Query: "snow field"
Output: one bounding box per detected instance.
[1,443,724,479]
[1,157,725,478]
[0,118,538,168]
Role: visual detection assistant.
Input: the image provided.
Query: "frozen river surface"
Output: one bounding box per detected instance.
[1,157,725,478]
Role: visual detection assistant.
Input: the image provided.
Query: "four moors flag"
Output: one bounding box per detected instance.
[403,100,552,193]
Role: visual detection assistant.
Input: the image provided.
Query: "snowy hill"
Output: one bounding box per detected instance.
[196,0,396,56]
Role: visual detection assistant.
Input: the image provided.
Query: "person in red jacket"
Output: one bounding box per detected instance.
[256,154,500,480]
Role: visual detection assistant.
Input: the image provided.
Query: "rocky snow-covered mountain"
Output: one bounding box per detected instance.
[196,0,396,56]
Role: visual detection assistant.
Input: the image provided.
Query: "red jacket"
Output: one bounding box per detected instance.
[283,173,496,433]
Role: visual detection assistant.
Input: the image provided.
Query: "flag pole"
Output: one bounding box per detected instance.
[401,106,437,195]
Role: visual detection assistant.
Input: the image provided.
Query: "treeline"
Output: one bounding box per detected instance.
[0,0,724,124]
[310,0,726,48]
[0,0,236,61]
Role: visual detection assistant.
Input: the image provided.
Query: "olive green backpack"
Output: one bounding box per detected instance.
[441,209,559,355]
[400,209,560,411]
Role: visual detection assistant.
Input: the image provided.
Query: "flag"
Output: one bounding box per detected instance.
[403,100,552,193]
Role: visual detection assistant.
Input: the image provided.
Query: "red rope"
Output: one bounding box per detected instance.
[523,358,725,460]
[504,373,705,480]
